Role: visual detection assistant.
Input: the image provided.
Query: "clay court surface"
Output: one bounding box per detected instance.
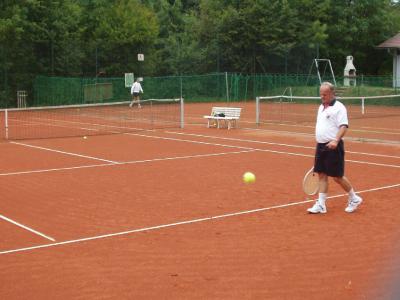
[1,102,399,299]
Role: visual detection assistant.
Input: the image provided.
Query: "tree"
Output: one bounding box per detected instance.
[322,0,398,75]
[0,0,85,105]
[82,0,159,76]
[197,0,321,74]
[1,0,400,107]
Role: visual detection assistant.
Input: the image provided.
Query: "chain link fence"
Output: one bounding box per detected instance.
[0,73,396,108]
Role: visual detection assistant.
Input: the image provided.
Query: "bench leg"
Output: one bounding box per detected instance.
[232,120,237,129]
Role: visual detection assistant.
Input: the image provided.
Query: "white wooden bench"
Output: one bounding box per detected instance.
[203,107,242,129]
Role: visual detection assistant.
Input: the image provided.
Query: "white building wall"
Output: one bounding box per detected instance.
[394,51,400,88]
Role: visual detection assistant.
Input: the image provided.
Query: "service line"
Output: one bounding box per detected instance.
[0,215,55,242]
[0,183,398,256]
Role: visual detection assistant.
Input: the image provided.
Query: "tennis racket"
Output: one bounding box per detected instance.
[302,167,319,196]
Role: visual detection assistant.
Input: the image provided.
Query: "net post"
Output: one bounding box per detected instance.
[361,97,365,115]
[5,109,8,140]
[256,96,260,125]
[180,97,184,129]
[150,100,154,128]
[180,76,183,100]
[225,72,229,103]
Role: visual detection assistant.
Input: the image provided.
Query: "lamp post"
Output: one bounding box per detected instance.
[138,53,144,80]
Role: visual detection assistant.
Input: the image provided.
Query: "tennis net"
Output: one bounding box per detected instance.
[0,98,184,140]
[256,94,400,142]
[256,94,400,124]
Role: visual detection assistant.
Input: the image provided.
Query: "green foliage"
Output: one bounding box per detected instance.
[81,0,158,76]
[1,0,400,106]
[324,0,397,74]
[196,0,330,73]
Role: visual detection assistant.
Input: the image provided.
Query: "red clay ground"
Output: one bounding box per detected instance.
[0,108,399,299]
[186,101,400,143]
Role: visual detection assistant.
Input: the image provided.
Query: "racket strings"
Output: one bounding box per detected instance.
[303,168,320,196]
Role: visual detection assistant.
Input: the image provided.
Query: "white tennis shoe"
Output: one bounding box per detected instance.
[307,201,327,214]
[345,195,363,213]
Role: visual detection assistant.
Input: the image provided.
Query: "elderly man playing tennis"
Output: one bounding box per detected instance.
[307,82,362,214]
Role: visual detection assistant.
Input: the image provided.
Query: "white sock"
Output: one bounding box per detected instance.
[348,189,356,199]
[318,193,327,205]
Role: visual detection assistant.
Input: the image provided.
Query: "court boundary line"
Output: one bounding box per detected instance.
[126,132,399,168]
[125,132,312,158]
[0,183,398,256]
[12,130,400,163]
[11,141,119,164]
[1,133,399,178]
[185,114,400,136]
[164,131,400,159]
[238,125,400,145]
[185,121,400,145]
[0,215,55,241]
[0,149,256,177]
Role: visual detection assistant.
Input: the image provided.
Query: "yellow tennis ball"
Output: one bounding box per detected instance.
[243,172,256,183]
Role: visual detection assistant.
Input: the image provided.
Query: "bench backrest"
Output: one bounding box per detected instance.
[211,107,242,118]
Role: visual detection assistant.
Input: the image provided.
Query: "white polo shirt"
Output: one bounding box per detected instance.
[131,82,143,94]
[315,99,348,143]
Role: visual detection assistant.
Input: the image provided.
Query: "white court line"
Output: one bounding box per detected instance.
[0,150,256,177]
[187,122,400,144]
[125,132,256,150]
[0,183,398,256]
[236,124,400,144]
[128,132,400,168]
[11,141,119,164]
[353,129,400,135]
[165,131,400,159]
[0,162,114,176]
[0,215,55,241]
[252,118,400,136]
[2,133,399,178]
[125,132,316,159]
[345,159,400,168]
[361,125,400,132]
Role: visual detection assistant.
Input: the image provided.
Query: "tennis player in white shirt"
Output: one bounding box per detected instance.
[307,82,362,214]
[130,78,143,108]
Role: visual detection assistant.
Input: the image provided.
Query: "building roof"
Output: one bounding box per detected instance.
[377,33,400,49]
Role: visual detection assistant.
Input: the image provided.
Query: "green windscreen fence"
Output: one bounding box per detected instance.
[33,76,128,106]
[31,73,397,108]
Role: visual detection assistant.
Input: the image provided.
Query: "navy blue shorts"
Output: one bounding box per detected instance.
[314,141,345,177]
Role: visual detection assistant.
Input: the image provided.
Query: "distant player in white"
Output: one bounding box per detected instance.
[130,78,143,108]
[307,82,363,214]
